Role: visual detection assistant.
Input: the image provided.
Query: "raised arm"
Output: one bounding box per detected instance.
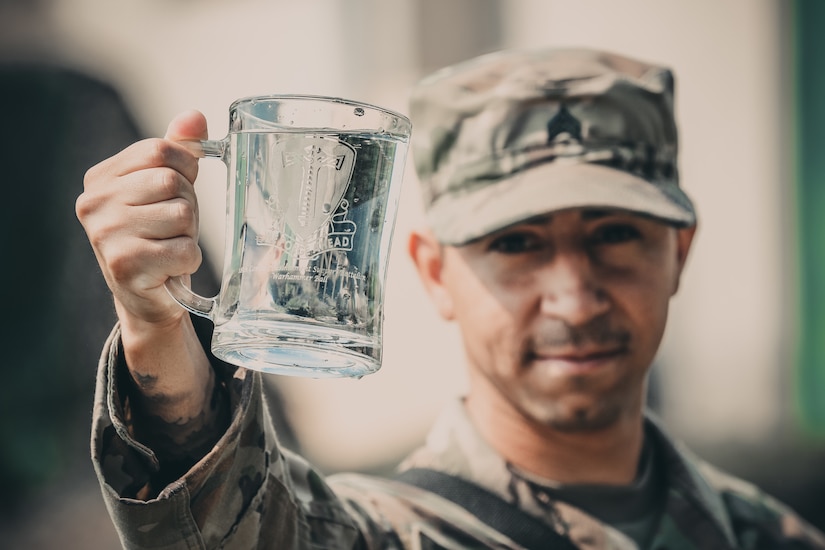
[76,111,403,549]
[76,110,227,487]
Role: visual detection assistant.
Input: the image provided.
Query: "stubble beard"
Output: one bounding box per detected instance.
[542,391,626,433]
[519,316,641,433]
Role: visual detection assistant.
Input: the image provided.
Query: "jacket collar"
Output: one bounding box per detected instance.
[401,400,738,549]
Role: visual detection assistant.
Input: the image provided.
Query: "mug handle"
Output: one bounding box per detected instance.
[163,138,228,318]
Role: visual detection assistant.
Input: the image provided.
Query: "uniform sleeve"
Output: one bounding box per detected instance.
[90,323,364,550]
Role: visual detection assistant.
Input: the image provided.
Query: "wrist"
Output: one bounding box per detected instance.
[122,350,231,498]
[118,308,213,423]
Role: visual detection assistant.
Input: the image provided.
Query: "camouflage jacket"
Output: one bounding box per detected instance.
[92,325,825,549]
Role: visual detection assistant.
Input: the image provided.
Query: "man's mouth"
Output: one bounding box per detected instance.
[527,346,628,374]
[527,319,632,375]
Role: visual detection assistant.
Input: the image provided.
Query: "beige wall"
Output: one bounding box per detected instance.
[11,0,794,471]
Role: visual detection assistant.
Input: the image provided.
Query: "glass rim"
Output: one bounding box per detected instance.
[228,94,411,127]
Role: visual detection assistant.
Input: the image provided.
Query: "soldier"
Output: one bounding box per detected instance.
[77,48,825,549]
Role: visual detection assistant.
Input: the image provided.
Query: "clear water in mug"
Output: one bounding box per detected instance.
[211,130,406,377]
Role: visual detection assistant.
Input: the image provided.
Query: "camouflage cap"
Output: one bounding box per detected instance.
[409,47,697,245]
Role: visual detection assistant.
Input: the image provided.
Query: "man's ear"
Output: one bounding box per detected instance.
[672,224,698,295]
[408,229,455,320]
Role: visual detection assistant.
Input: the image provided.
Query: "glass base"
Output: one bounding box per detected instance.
[211,318,380,378]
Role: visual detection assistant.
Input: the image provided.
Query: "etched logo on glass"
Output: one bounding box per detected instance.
[256,136,357,258]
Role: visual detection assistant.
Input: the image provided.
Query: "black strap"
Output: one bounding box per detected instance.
[396,468,579,550]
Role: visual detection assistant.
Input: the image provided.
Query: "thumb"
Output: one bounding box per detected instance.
[164,109,209,142]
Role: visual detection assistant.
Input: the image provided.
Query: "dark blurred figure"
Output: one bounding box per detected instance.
[0,4,302,545]
[0,63,303,548]
[0,62,142,547]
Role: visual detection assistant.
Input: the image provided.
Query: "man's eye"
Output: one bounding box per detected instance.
[487,232,542,254]
[592,224,642,245]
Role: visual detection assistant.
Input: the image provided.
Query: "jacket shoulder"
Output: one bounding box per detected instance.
[329,472,527,549]
[697,461,825,549]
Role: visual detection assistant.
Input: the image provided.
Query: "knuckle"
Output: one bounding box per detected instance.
[74,192,92,220]
[170,199,196,227]
[185,246,204,274]
[178,239,203,269]
[106,247,138,281]
[158,237,200,277]
[154,167,182,196]
[145,138,176,167]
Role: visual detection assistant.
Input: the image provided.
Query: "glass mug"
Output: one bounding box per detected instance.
[166,95,411,378]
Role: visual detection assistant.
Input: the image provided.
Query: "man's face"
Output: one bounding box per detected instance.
[411,208,695,433]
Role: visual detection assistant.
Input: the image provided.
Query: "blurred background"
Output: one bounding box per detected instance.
[1,0,824,547]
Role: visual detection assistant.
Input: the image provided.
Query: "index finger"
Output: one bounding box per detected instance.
[110,138,201,184]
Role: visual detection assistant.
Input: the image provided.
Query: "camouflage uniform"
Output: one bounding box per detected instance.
[92,325,825,549]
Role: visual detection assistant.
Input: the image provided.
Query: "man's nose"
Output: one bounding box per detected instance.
[538,251,610,325]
